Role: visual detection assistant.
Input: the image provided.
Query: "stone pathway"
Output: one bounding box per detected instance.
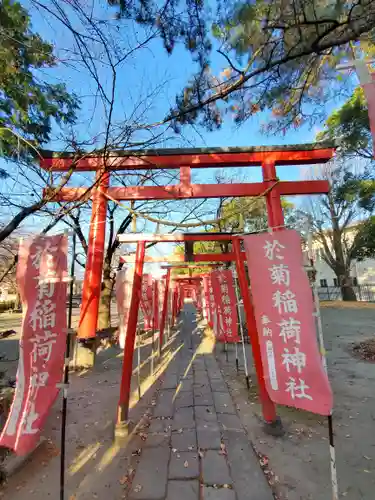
[1,303,273,499]
[130,304,273,500]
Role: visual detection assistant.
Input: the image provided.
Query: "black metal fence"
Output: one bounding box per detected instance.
[318,284,375,302]
[0,300,16,313]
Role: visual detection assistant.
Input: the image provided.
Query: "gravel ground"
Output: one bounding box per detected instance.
[0,306,119,380]
[216,304,375,500]
[2,302,375,499]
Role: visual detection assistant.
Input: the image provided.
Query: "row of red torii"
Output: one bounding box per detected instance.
[41,143,335,431]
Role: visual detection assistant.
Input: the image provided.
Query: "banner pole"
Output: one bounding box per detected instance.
[167,287,172,340]
[233,273,250,389]
[306,213,338,499]
[60,230,76,500]
[137,330,141,400]
[310,261,339,500]
[150,323,155,377]
[235,342,239,373]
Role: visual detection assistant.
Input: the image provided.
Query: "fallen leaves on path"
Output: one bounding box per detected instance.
[219,443,227,456]
[351,338,375,362]
[321,301,375,310]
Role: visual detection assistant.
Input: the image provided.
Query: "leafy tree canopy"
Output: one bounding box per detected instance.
[334,169,375,212]
[0,0,79,160]
[352,216,375,261]
[318,87,373,159]
[109,0,375,132]
[172,195,296,275]
[303,163,375,299]
[216,197,296,233]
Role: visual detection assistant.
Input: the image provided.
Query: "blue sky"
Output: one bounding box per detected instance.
[24,1,340,156]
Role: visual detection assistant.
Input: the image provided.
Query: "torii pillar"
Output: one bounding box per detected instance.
[76,170,110,366]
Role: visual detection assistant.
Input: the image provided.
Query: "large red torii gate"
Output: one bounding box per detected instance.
[40,143,334,343]
[40,144,334,436]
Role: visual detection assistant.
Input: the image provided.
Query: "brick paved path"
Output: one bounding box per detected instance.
[130,303,273,500]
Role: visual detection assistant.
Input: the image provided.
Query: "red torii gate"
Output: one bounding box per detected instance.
[40,144,334,434]
[159,264,219,322]
[171,275,202,317]
[40,144,333,342]
[115,231,305,436]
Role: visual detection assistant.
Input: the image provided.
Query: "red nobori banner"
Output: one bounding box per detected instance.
[116,267,134,349]
[140,274,153,330]
[195,282,202,311]
[204,275,216,328]
[202,276,211,322]
[159,277,166,326]
[0,234,68,455]
[153,280,159,331]
[210,270,239,343]
[244,230,333,415]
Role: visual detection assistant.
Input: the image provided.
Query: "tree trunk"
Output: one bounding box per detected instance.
[98,259,113,330]
[335,270,357,302]
[340,273,357,301]
[327,202,357,302]
[15,291,21,311]
[341,284,357,301]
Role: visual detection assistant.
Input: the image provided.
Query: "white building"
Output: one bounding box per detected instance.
[313,246,375,287]
[311,224,375,300]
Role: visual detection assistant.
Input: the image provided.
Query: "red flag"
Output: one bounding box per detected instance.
[195,282,202,311]
[0,234,68,455]
[116,267,134,348]
[244,230,333,415]
[140,274,153,330]
[210,270,239,343]
[202,276,210,320]
[202,275,214,327]
[159,277,166,327]
[153,280,159,330]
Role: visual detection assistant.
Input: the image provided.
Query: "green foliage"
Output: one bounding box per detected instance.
[217,197,296,233]
[318,87,373,159]
[172,196,296,274]
[352,216,375,261]
[0,0,79,159]
[172,240,222,275]
[307,163,375,297]
[335,170,375,212]
[358,178,375,211]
